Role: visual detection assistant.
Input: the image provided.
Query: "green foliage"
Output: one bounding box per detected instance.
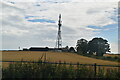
[105,68,120,78]
[76,37,110,56]
[76,39,88,54]
[2,60,120,79]
[88,37,110,56]
[69,47,75,53]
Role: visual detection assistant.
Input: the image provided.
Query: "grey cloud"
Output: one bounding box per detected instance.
[86,9,101,14]
[2,29,58,49]
[36,0,71,3]
[62,26,76,34]
[1,2,24,12]
[1,1,118,53]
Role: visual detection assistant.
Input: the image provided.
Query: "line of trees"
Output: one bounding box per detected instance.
[76,37,110,56]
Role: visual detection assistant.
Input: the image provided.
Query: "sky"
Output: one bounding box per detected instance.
[0,0,119,54]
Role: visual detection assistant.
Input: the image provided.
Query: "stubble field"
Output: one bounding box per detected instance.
[1,51,119,68]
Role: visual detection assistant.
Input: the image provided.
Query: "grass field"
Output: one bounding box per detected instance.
[1,51,119,68]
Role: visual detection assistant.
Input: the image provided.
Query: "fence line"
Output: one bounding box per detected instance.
[1,60,120,67]
[2,60,120,78]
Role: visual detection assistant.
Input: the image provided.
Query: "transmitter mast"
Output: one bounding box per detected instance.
[56,14,62,49]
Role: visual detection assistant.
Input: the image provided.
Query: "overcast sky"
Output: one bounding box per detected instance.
[0,0,119,54]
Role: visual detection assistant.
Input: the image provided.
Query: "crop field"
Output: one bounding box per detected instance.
[104,54,120,58]
[1,51,119,68]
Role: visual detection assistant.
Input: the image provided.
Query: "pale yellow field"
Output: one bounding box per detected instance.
[1,51,120,68]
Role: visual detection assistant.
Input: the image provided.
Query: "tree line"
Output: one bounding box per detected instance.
[68,37,110,56]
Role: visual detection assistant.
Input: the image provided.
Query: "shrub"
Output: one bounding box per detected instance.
[2,60,120,79]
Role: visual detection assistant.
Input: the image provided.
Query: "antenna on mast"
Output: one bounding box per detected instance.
[55,14,62,49]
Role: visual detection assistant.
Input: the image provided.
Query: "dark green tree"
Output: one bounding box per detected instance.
[76,39,88,54]
[69,47,75,53]
[88,37,110,56]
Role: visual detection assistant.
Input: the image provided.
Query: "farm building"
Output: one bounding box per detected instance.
[29,47,49,51]
[22,47,71,52]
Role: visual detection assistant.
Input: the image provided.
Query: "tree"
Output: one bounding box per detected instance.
[69,47,75,53]
[65,46,69,50]
[63,46,69,52]
[76,39,88,54]
[88,37,110,56]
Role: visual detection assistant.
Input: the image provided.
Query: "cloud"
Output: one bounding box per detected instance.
[1,1,118,53]
[110,43,118,54]
[71,0,119,2]
[3,28,29,36]
[2,0,119,3]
